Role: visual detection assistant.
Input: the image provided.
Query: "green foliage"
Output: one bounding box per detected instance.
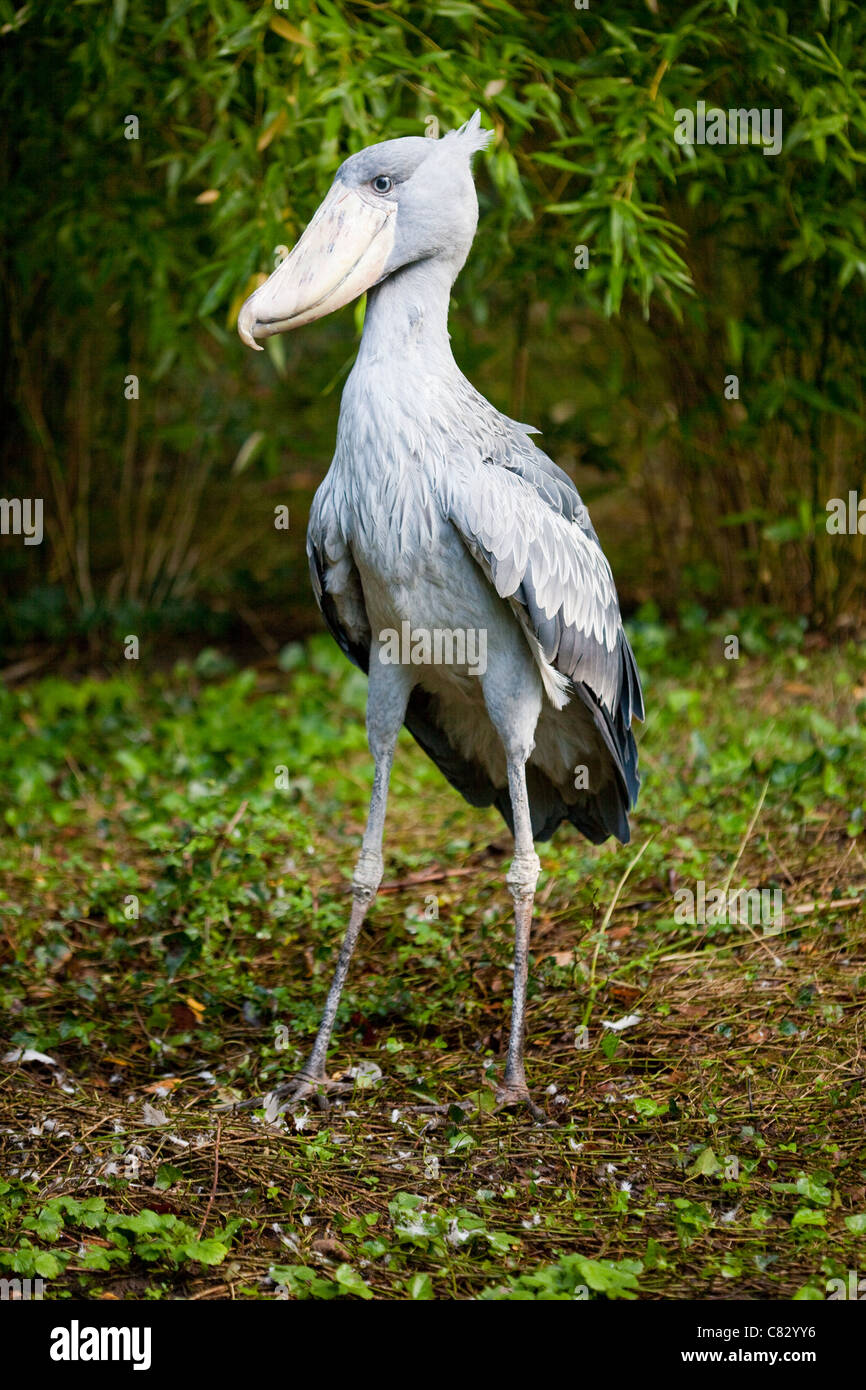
[269,1261,373,1299]
[1,0,865,642]
[0,1183,241,1279]
[481,1252,643,1300]
[5,1,864,340]
[1,627,865,1299]
[1,624,864,1064]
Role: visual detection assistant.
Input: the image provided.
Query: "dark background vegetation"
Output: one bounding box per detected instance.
[1,0,865,668]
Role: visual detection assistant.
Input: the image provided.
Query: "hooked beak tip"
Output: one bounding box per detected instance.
[238,300,263,351]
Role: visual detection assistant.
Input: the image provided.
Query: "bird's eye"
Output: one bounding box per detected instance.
[371,175,392,194]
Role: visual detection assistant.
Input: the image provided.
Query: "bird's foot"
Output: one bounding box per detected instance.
[224,1072,354,1116]
[405,1085,550,1125]
[403,1098,475,1118]
[266,1073,355,1114]
[494,1081,550,1125]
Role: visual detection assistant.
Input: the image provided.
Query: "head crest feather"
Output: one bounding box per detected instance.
[445,109,494,155]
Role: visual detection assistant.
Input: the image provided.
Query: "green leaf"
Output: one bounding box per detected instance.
[772,1176,832,1206]
[687,1147,722,1178]
[269,1265,338,1300]
[155,1164,184,1191]
[80,1247,114,1271]
[30,1207,64,1240]
[791,1208,826,1228]
[33,1251,66,1278]
[407,1273,434,1300]
[335,1263,374,1299]
[181,1239,228,1266]
[634,1097,667,1118]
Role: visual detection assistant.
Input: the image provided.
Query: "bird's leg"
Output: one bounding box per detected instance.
[292,811,387,1097]
[496,756,546,1121]
[267,771,390,1111]
[266,659,412,1112]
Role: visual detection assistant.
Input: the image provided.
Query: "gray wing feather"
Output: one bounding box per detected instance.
[441,451,641,722]
[441,439,643,827]
[307,484,370,668]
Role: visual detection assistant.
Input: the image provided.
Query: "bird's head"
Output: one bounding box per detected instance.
[238,111,492,349]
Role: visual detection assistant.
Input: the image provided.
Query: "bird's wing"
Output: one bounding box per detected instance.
[442,447,641,712]
[306,483,370,672]
[440,442,644,804]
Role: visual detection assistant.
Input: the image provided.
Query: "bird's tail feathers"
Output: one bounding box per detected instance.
[513,613,572,710]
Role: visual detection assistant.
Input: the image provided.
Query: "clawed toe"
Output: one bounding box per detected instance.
[222,1073,354,1115]
[494,1084,550,1125]
[406,1088,551,1125]
[265,1074,355,1113]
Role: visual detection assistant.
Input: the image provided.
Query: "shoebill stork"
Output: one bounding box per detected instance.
[238,111,643,1117]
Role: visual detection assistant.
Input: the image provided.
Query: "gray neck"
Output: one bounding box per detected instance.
[358,258,458,374]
